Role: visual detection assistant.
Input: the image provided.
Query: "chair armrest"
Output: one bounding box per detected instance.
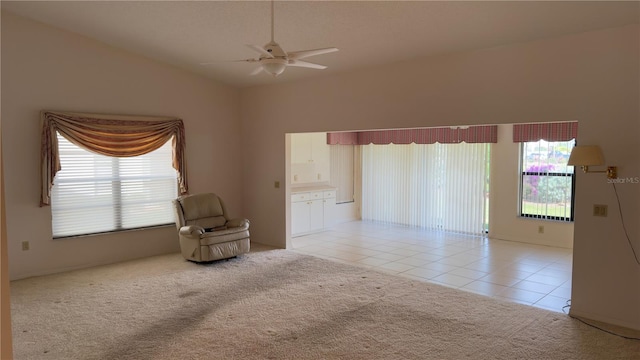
[226,218,250,230]
[179,225,205,238]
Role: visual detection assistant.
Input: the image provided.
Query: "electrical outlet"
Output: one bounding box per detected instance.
[317,173,321,180]
[22,241,30,251]
[593,204,608,217]
[274,181,280,189]
[538,226,544,234]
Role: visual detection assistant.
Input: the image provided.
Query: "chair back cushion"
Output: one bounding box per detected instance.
[178,193,227,229]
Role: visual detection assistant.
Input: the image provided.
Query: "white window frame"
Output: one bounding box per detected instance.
[519,139,575,222]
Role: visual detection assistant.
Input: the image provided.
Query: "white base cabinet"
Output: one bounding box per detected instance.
[323,195,336,229]
[308,198,324,232]
[291,189,337,237]
[291,200,311,235]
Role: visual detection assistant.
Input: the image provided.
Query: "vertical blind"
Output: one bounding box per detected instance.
[329,145,355,203]
[361,143,490,235]
[51,133,178,237]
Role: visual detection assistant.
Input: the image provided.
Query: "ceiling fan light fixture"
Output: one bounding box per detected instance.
[201,0,337,77]
[261,58,287,76]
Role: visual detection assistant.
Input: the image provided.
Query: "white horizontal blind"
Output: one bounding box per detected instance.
[51,133,178,238]
[361,143,489,235]
[330,144,355,203]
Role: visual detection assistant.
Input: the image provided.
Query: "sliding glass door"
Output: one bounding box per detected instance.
[361,142,490,235]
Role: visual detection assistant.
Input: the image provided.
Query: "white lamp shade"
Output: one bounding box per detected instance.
[567,145,604,166]
[261,58,287,76]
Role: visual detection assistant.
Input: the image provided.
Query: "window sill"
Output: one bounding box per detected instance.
[53,223,175,240]
[518,215,574,223]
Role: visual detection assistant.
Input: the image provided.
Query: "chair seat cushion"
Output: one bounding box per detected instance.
[200,228,250,246]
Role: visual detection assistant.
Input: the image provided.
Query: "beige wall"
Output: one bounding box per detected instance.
[489,124,574,248]
[241,25,639,329]
[1,12,243,280]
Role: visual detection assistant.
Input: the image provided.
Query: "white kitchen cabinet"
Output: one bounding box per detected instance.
[308,198,324,232]
[291,133,330,184]
[291,192,320,236]
[291,189,337,237]
[310,133,330,181]
[291,133,312,164]
[322,190,337,228]
[291,199,311,235]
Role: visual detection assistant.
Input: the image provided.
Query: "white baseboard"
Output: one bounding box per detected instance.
[11,250,181,281]
[569,308,640,332]
[490,233,573,249]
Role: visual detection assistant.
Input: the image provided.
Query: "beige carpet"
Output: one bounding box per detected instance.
[10,249,640,360]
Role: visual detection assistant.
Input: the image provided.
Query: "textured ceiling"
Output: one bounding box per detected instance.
[2,1,638,88]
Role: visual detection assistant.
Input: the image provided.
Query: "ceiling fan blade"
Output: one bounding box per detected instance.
[246,44,274,58]
[287,60,327,70]
[288,47,339,60]
[200,58,258,66]
[249,66,264,76]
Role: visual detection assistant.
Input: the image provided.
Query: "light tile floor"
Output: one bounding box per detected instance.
[291,221,573,313]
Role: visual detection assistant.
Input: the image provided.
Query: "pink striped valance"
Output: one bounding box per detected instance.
[327,132,359,145]
[40,110,188,206]
[327,125,497,145]
[513,122,578,142]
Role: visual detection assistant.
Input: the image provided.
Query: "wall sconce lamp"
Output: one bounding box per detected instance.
[567,145,617,179]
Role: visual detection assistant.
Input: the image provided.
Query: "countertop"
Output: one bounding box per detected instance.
[291,185,336,193]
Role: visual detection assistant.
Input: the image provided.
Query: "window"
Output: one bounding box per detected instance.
[51,133,178,238]
[520,139,575,221]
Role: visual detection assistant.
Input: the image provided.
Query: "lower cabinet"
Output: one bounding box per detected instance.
[323,194,336,229]
[291,200,311,235]
[308,199,324,232]
[291,189,336,237]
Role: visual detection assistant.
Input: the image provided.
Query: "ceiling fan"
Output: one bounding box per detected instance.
[202,1,338,77]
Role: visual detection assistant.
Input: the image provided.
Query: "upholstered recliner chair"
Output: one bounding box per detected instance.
[172,193,250,262]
